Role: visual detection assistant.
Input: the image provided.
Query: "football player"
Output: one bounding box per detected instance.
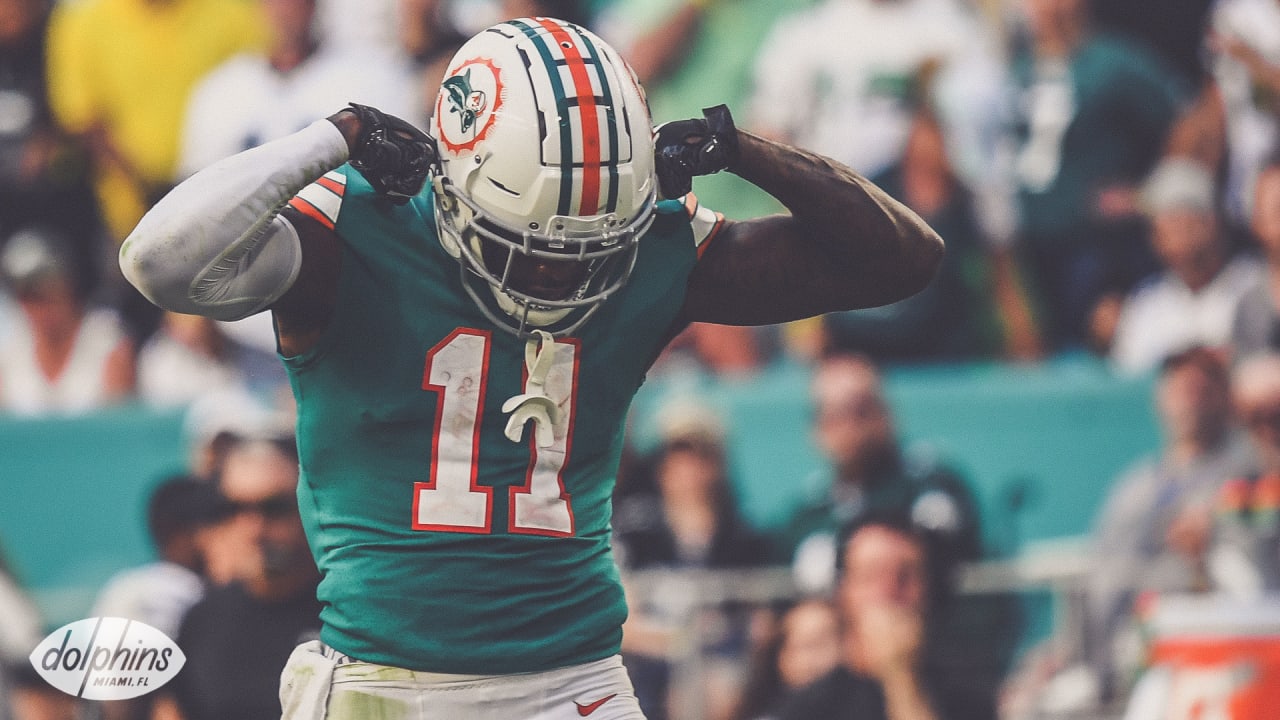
[120,17,942,720]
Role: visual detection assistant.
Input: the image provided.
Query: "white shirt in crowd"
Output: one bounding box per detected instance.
[1111,256,1266,375]
[747,0,999,181]
[91,561,205,641]
[0,307,130,416]
[178,46,421,179]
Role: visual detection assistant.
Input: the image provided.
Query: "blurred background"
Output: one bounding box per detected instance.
[3,0,1280,718]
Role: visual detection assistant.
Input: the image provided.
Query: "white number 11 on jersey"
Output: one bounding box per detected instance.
[412,329,577,537]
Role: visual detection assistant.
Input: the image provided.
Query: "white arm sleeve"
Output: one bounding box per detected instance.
[120,119,350,321]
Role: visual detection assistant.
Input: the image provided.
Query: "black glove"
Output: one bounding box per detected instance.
[653,104,739,200]
[346,103,437,205]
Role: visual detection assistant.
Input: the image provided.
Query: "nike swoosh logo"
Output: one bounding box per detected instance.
[574,693,617,716]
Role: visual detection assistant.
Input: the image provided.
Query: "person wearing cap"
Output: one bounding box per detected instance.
[0,225,134,415]
[1108,156,1265,375]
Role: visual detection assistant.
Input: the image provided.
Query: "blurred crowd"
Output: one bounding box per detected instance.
[3,0,1280,718]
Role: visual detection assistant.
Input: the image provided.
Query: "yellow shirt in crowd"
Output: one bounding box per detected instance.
[46,0,267,242]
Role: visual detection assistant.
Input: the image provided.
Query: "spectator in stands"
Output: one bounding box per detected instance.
[1084,346,1254,700]
[1085,0,1225,193]
[615,399,775,720]
[615,399,775,571]
[784,352,982,596]
[729,597,843,720]
[1233,152,1280,356]
[1208,352,1280,594]
[90,475,226,720]
[178,0,419,179]
[786,353,1016,717]
[1108,157,1264,374]
[161,437,320,720]
[1009,0,1191,350]
[92,475,225,638]
[179,389,285,484]
[1089,0,1214,91]
[821,109,1011,363]
[0,0,100,286]
[0,225,134,415]
[775,516,947,720]
[742,0,1013,364]
[747,0,999,186]
[1209,0,1280,227]
[184,426,278,589]
[45,0,265,244]
[137,311,288,410]
[314,0,399,54]
[44,0,266,340]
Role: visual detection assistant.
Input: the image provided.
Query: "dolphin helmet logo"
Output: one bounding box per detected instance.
[436,58,503,154]
[444,69,487,134]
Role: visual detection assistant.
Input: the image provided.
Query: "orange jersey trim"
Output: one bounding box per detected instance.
[288,195,336,230]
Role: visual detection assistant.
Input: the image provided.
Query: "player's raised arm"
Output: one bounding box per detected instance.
[657,107,946,327]
[118,105,433,331]
[118,119,348,322]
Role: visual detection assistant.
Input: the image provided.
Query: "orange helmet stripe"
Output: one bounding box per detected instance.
[535,18,603,216]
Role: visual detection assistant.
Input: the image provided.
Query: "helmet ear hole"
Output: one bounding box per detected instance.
[487,177,521,198]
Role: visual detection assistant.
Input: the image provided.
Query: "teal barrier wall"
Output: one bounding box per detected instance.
[630,356,1160,555]
[0,357,1159,630]
[0,406,188,627]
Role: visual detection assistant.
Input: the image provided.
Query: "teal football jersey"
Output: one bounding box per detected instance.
[282,166,702,674]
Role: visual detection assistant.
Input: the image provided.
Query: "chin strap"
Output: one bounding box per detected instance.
[502,330,561,448]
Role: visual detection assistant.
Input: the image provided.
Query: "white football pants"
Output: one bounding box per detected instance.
[280,640,646,720]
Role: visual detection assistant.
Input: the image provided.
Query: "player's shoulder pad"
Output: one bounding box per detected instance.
[287,169,349,231]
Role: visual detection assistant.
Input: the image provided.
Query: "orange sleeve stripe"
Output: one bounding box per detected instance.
[681,193,699,217]
[288,196,336,230]
[696,212,725,260]
[316,175,346,195]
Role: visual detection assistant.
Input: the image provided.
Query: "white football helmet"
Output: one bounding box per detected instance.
[430,17,657,337]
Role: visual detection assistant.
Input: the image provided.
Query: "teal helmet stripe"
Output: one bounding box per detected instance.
[565,22,622,216]
[506,19,577,217]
